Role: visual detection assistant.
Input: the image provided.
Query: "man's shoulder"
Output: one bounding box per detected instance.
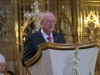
[53,31,66,43]
[5,71,14,75]
[28,31,41,37]
[53,32,63,36]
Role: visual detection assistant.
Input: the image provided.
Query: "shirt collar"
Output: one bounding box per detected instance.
[41,29,53,39]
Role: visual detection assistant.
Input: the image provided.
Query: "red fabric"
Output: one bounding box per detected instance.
[47,36,52,42]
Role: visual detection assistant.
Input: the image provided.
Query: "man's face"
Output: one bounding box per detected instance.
[0,62,6,73]
[41,13,56,35]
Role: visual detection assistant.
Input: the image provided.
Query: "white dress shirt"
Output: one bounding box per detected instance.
[41,29,54,43]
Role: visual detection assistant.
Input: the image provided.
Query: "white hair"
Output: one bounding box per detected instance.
[0,54,6,63]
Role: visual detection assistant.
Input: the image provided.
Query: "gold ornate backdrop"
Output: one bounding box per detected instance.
[0,0,100,75]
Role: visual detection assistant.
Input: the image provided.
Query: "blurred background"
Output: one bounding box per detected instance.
[0,0,100,75]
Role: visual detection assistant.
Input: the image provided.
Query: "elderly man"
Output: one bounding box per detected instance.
[0,54,14,75]
[22,12,66,67]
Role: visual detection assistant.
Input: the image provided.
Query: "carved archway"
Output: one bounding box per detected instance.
[83,11,100,41]
[0,14,17,74]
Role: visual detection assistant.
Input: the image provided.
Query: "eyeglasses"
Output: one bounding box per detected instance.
[44,20,56,24]
[0,64,6,67]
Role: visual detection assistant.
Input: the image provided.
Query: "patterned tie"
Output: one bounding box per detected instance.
[47,36,52,42]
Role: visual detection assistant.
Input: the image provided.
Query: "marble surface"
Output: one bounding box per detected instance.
[28,47,99,75]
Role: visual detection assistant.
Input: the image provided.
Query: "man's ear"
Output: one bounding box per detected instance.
[40,20,43,26]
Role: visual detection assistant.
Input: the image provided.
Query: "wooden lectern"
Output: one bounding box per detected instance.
[25,41,100,75]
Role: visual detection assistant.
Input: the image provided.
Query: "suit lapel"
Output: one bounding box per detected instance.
[36,31,59,43]
[37,31,46,43]
[53,32,58,43]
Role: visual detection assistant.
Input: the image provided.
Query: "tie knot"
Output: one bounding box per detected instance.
[47,36,52,42]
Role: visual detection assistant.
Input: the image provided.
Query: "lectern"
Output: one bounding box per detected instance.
[25,41,100,75]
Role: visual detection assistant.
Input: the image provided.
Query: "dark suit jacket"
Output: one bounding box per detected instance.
[22,30,66,67]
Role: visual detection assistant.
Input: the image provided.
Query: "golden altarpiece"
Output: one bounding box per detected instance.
[0,0,100,75]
